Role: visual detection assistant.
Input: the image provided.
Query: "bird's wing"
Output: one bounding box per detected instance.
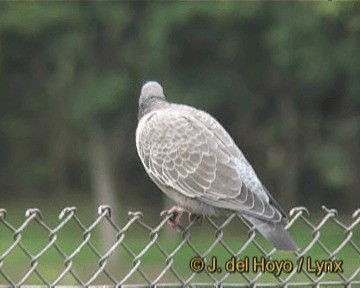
[188,106,289,220]
[136,106,283,223]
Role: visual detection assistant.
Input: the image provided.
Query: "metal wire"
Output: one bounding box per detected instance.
[0,206,359,287]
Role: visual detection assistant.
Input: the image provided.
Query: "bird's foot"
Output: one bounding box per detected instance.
[187,212,205,225]
[166,205,184,231]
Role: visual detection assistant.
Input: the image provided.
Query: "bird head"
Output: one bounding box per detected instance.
[139,81,165,107]
[138,81,166,120]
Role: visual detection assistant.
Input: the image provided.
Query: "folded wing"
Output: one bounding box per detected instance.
[136,106,284,223]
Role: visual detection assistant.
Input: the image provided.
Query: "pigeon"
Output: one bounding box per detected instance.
[136,81,298,251]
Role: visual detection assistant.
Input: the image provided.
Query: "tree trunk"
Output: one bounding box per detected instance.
[278,97,298,208]
[88,124,119,251]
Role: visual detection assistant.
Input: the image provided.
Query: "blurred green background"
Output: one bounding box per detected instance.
[0,3,359,219]
[0,2,359,285]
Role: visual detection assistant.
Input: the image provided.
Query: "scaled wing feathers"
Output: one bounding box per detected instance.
[137,105,282,223]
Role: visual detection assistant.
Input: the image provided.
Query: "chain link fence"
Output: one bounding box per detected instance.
[0,205,359,287]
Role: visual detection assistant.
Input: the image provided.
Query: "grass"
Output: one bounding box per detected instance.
[0,199,359,286]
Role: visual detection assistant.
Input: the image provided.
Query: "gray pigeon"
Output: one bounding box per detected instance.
[136,81,298,251]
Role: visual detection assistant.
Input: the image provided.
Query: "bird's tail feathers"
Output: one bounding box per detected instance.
[244,215,298,252]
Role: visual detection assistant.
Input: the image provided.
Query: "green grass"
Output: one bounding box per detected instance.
[0,201,359,286]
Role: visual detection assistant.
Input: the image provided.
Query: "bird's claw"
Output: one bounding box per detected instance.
[187,212,205,225]
[166,205,184,231]
[164,206,205,231]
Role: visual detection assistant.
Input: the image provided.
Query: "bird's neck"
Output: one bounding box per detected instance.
[138,96,167,120]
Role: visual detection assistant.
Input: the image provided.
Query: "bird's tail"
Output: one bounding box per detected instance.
[243,215,298,251]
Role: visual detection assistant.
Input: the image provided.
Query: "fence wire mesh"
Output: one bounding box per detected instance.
[0,206,359,287]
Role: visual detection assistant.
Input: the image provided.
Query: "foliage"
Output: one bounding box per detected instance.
[0,3,359,212]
